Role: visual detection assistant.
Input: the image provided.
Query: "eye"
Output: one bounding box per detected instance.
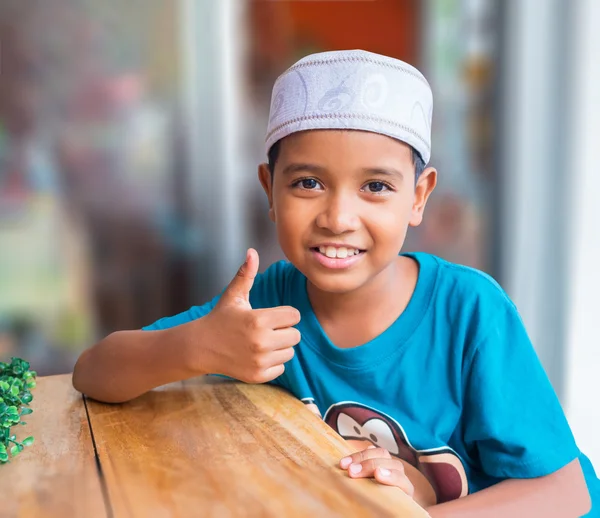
[361,419,400,455]
[363,181,392,193]
[337,413,363,438]
[292,177,323,190]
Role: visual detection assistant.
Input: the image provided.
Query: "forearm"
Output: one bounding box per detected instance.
[427,459,590,518]
[72,325,201,403]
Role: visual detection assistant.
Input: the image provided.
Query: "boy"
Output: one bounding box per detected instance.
[73,50,598,516]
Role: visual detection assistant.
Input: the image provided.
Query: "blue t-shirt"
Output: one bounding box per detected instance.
[144,252,599,511]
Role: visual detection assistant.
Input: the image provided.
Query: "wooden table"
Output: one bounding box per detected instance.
[0,375,430,517]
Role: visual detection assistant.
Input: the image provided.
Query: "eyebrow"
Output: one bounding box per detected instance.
[281,163,327,176]
[361,167,405,180]
[280,163,406,180]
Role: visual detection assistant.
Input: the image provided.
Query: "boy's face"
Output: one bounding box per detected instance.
[259,130,436,294]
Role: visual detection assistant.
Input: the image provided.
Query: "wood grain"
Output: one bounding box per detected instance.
[86,377,430,518]
[0,375,107,518]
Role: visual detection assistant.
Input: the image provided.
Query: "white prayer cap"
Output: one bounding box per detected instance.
[265,49,433,164]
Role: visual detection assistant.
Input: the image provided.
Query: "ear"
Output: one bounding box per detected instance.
[409,167,437,227]
[258,163,276,222]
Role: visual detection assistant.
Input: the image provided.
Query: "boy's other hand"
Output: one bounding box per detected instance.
[195,248,301,383]
[340,446,415,497]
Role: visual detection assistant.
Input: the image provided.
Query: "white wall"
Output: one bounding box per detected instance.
[500,0,570,399]
[501,0,599,469]
[564,0,600,470]
[179,0,248,296]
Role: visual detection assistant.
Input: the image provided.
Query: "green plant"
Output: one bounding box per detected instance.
[0,357,36,463]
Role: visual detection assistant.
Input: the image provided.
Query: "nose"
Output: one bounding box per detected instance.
[315,191,360,234]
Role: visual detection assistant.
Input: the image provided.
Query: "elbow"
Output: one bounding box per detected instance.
[72,332,117,399]
[578,485,592,517]
[72,365,124,404]
[574,489,592,518]
[72,350,89,394]
[563,459,592,517]
[575,465,592,517]
[72,347,108,401]
[583,499,592,517]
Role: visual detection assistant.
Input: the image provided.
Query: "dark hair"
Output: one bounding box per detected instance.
[267,136,426,183]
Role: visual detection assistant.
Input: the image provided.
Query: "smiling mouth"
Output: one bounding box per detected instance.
[310,246,366,259]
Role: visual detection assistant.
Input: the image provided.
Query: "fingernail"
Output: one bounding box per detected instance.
[378,467,390,477]
[340,457,352,468]
[367,444,377,449]
[349,463,362,475]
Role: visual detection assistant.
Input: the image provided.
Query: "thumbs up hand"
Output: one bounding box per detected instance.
[217,247,261,311]
[188,249,301,383]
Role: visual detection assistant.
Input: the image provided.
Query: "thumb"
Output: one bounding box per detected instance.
[222,248,259,306]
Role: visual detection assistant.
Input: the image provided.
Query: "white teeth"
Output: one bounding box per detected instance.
[325,246,337,258]
[317,246,362,258]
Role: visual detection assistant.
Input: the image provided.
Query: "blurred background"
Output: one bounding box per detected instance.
[0,0,598,465]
